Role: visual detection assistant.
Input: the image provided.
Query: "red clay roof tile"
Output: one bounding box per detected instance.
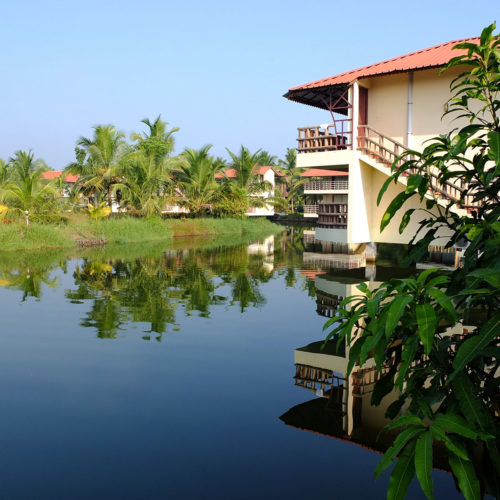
[289,37,479,91]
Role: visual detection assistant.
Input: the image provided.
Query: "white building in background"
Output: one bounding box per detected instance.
[216,166,283,217]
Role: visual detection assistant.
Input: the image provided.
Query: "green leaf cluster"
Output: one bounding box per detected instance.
[324,25,500,500]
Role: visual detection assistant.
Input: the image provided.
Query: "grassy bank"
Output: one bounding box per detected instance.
[0,215,282,252]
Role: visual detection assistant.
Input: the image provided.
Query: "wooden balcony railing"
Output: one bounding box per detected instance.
[297,120,352,153]
[304,180,349,191]
[357,125,479,209]
[303,204,319,215]
[317,202,348,229]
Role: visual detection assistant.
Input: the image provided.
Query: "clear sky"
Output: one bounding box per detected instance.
[0,0,496,168]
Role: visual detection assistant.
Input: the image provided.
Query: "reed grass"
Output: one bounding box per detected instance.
[0,216,282,252]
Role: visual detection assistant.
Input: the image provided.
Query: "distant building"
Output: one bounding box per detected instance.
[41,170,79,198]
[216,166,284,216]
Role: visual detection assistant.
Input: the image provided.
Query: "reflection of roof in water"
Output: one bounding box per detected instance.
[280,397,451,471]
[280,397,391,455]
[296,340,343,356]
[299,269,326,280]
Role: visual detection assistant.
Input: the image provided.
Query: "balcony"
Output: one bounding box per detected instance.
[303,204,319,217]
[317,202,348,229]
[303,180,349,192]
[297,121,352,153]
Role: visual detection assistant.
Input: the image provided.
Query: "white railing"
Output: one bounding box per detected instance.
[304,180,349,191]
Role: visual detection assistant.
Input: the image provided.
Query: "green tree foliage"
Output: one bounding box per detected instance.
[66,124,129,207]
[0,150,57,216]
[123,116,178,216]
[324,25,500,500]
[226,146,273,209]
[173,145,226,215]
[277,148,305,213]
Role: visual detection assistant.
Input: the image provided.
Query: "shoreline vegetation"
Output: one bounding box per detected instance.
[0,215,282,253]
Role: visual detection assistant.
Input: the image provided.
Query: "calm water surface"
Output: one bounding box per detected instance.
[0,231,462,499]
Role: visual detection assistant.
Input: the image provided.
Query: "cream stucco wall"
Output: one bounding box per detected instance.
[361,66,465,151]
[363,73,408,145]
[367,164,453,245]
[411,67,463,151]
[348,156,373,244]
[297,150,352,169]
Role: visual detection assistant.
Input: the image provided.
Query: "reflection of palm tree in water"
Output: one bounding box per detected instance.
[0,265,59,302]
[63,242,277,339]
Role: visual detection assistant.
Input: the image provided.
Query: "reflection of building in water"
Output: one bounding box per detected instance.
[247,235,275,273]
[303,252,366,269]
[282,339,399,454]
[313,267,377,318]
[283,267,457,467]
[247,235,274,256]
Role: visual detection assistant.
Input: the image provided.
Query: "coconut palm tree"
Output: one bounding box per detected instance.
[122,116,178,216]
[66,125,129,208]
[173,146,226,215]
[225,146,273,210]
[131,115,179,161]
[0,151,56,216]
[277,148,305,213]
[121,150,173,216]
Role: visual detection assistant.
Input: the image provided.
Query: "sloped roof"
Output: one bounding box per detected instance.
[41,171,80,183]
[301,168,348,177]
[285,37,479,110]
[215,166,283,179]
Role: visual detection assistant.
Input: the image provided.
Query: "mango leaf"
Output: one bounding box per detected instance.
[405,174,423,193]
[426,276,449,288]
[468,268,500,288]
[488,131,500,166]
[388,441,417,500]
[452,312,500,375]
[427,288,458,321]
[416,304,437,355]
[367,294,382,318]
[399,209,415,234]
[347,338,363,375]
[322,315,342,331]
[385,295,412,337]
[396,335,418,390]
[417,267,439,286]
[430,426,469,460]
[381,192,413,232]
[377,175,395,206]
[433,413,479,439]
[452,373,491,430]
[384,414,424,431]
[386,397,406,420]
[375,426,424,478]
[360,326,384,365]
[415,431,434,500]
[448,451,481,500]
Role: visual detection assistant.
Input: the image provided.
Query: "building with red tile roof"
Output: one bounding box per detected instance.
[41,171,80,183]
[285,36,477,248]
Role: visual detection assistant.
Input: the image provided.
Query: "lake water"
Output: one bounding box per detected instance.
[0,230,462,499]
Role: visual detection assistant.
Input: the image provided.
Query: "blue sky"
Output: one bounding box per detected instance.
[0,0,495,168]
